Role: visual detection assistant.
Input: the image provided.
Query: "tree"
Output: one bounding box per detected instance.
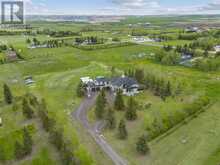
[0,147,6,163]
[95,90,106,119]
[164,81,172,97]
[105,108,116,129]
[3,84,13,104]
[203,50,209,58]
[26,38,31,44]
[136,135,149,155]
[14,141,24,159]
[114,90,125,111]
[22,97,34,119]
[23,127,33,155]
[50,128,64,151]
[38,99,55,132]
[76,81,85,97]
[118,119,127,139]
[135,69,144,83]
[125,97,137,121]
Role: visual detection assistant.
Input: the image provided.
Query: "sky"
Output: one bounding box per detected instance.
[1,0,220,15]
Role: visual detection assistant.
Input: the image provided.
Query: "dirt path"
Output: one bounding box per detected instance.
[72,92,128,165]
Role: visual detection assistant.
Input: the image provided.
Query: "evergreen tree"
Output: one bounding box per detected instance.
[163,81,172,99]
[3,84,13,104]
[50,128,64,151]
[125,97,137,121]
[0,147,6,162]
[95,90,106,119]
[203,50,209,58]
[135,69,144,83]
[136,135,149,155]
[14,141,24,159]
[38,99,54,132]
[118,119,128,139]
[114,90,125,111]
[23,127,33,155]
[105,108,116,129]
[26,38,31,44]
[22,97,34,119]
[62,143,76,165]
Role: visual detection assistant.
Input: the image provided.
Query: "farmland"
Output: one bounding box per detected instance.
[0,15,220,165]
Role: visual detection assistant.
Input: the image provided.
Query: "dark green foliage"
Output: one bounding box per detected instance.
[144,73,174,99]
[105,108,116,129]
[62,142,79,165]
[95,90,107,119]
[178,33,201,40]
[50,128,64,151]
[26,38,31,44]
[125,97,137,121]
[14,141,24,159]
[37,98,81,164]
[22,97,34,119]
[3,83,13,104]
[75,36,104,45]
[23,127,33,155]
[155,50,180,66]
[0,147,6,162]
[136,135,149,155]
[38,99,55,132]
[184,96,210,116]
[146,96,210,141]
[114,90,125,111]
[14,127,33,159]
[135,69,144,83]
[76,81,85,97]
[194,58,220,72]
[118,119,128,139]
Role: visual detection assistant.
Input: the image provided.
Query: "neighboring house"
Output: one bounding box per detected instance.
[24,76,35,85]
[28,44,47,49]
[185,27,200,33]
[181,54,192,61]
[214,45,220,52]
[179,54,193,66]
[80,75,140,96]
[6,51,17,61]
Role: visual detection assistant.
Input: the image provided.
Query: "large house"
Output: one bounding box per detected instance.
[80,75,140,96]
[110,76,139,96]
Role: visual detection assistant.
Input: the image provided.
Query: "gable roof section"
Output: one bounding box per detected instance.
[111,76,138,89]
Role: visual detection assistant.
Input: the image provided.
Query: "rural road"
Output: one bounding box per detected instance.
[72,92,128,165]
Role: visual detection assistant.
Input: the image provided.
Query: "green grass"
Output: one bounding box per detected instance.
[21,147,58,165]
[0,23,220,165]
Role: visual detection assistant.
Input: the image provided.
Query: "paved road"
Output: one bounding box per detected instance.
[72,92,128,165]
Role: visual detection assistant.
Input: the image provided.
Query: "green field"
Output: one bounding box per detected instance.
[1,17,220,165]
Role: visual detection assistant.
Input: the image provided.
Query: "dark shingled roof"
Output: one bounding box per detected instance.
[111,76,138,89]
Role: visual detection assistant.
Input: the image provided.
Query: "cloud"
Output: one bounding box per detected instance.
[111,0,160,9]
[199,0,220,11]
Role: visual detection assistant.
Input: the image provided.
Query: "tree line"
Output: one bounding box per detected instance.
[75,36,105,45]
[146,96,210,141]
